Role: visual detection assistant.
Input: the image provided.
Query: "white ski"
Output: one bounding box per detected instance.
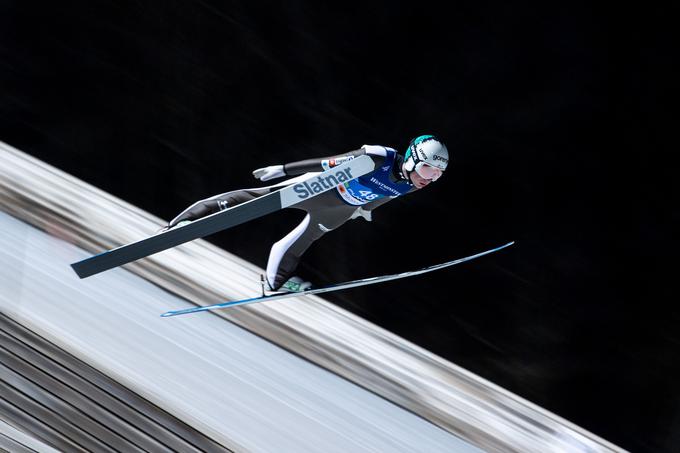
[161,241,514,317]
[71,155,375,279]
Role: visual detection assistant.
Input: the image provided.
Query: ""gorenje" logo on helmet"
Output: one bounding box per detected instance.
[293,168,355,199]
[432,155,448,163]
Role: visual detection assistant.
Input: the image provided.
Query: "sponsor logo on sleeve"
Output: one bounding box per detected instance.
[331,156,354,167]
[323,155,353,169]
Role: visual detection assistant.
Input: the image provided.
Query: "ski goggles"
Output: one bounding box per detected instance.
[414,162,444,181]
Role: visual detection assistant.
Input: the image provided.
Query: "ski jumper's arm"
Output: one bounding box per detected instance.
[283,147,387,176]
[284,146,417,215]
[253,145,415,219]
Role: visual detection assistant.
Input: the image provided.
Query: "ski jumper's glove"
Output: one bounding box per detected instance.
[252,165,285,181]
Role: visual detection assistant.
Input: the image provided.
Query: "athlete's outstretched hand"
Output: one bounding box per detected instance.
[252,165,285,181]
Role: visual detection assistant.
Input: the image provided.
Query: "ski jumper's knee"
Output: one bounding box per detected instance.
[169,199,219,226]
[169,187,270,227]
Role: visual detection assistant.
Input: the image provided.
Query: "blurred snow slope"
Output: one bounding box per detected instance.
[0,141,624,452]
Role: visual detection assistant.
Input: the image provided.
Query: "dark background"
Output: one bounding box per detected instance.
[1,2,676,451]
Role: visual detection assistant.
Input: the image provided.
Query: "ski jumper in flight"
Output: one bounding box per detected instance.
[162,135,450,292]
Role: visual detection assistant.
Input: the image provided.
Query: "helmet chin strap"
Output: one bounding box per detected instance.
[401,166,413,184]
[395,155,413,185]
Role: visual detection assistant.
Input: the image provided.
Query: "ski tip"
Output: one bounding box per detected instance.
[492,241,514,252]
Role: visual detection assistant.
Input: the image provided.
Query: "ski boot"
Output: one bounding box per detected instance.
[277,276,313,293]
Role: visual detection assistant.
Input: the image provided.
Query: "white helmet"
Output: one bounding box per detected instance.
[403,135,449,181]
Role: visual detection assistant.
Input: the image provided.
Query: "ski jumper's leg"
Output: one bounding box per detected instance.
[167,187,271,227]
[266,191,356,290]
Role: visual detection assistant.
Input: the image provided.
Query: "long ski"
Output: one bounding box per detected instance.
[161,241,514,317]
[71,155,375,279]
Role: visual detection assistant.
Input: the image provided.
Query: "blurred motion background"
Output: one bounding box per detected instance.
[0,1,676,452]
